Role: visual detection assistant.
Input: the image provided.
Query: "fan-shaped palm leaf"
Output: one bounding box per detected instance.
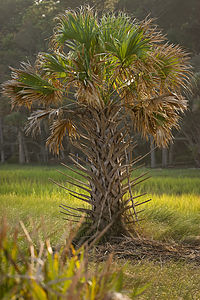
[2,62,62,109]
[52,6,99,52]
[36,53,68,78]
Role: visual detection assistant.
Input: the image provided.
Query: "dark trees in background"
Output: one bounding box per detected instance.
[117,0,200,54]
[162,148,168,168]
[182,72,200,167]
[0,0,60,163]
[183,112,200,168]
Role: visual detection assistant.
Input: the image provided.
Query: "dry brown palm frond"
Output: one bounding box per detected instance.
[25,108,64,136]
[139,17,167,44]
[128,93,187,146]
[75,83,105,109]
[152,43,192,91]
[114,24,192,94]
[47,119,77,154]
[119,47,191,103]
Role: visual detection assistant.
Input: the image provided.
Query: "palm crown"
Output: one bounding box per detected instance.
[2,6,191,152]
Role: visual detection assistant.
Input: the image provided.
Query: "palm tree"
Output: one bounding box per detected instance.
[2,7,191,241]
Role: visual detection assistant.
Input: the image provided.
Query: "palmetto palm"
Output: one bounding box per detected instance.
[2,7,191,241]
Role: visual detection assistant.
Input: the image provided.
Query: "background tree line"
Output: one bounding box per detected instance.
[0,0,200,167]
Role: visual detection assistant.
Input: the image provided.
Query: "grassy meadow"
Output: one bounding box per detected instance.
[1,164,200,244]
[0,164,200,299]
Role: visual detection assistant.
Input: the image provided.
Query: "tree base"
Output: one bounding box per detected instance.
[72,219,131,247]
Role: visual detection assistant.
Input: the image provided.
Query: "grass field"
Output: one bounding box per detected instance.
[0,164,200,299]
[1,164,199,244]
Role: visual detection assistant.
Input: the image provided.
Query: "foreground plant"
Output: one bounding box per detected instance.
[2,6,192,240]
[0,220,146,299]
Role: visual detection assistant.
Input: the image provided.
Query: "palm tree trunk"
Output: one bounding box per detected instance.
[86,108,125,234]
[71,105,136,239]
[60,105,148,243]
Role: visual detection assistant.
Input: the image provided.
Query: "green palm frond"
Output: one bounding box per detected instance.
[52,6,99,52]
[2,62,62,109]
[101,14,159,68]
[101,17,149,65]
[36,53,68,78]
[119,29,150,63]
[100,12,132,49]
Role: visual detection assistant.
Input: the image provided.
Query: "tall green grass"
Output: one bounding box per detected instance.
[0,165,200,244]
[1,165,200,195]
[123,260,200,300]
[138,194,200,242]
[0,165,86,244]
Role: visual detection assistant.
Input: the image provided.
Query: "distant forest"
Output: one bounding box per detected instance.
[1,0,200,167]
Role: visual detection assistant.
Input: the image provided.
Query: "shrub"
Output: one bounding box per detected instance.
[0,219,145,299]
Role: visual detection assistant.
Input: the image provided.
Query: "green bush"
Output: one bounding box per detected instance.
[0,219,146,299]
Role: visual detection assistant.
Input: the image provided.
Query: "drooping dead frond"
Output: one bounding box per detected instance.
[25,108,64,136]
[128,93,187,146]
[47,119,77,154]
[75,83,104,109]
